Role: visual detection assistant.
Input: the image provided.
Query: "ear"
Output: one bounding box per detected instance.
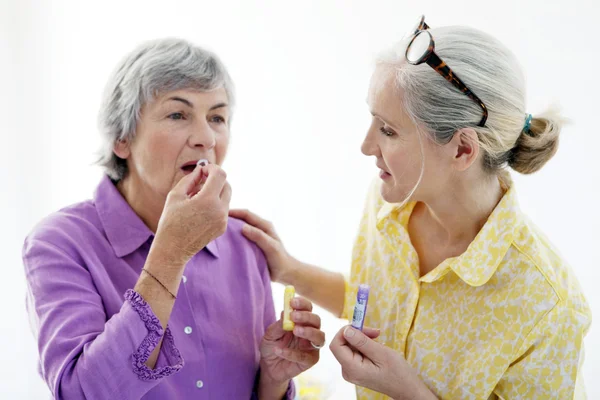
[113,138,131,159]
[449,128,480,171]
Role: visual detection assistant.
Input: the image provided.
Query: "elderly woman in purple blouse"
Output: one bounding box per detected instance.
[23,38,325,400]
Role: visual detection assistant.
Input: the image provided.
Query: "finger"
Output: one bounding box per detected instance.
[191,170,208,197]
[240,224,278,251]
[228,209,278,237]
[263,316,286,340]
[293,326,325,348]
[329,327,354,365]
[363,327,381,339]
[263,320,296,353]
[173,164,204,195]
[290,297,313,312]
[196,164,227,198]
[274,347,318,368]
[291,311,321,329]
[343,326,381,360]
[228,208,250,219]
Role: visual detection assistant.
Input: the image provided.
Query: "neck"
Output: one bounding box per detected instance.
[117,174,166,233]
[417,171,504,246]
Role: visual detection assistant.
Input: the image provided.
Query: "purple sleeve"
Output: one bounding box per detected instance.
[250,246,296,399]
[23,239,184,400]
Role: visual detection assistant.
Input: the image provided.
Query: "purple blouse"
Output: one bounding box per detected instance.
[23,175,295,399]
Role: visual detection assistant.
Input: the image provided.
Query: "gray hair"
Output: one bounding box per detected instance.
[96,38,235,180]
[378,26,563,175]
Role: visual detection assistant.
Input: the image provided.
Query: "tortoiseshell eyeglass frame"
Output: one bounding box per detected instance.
[405,15,488,127]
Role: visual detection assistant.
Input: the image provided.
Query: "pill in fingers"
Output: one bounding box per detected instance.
[197,159,209,167]
[283,285,295,331]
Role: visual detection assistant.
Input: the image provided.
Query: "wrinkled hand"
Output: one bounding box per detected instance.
[330,326,437,400]
[155,164,231,264]
[259,297,325,385]
[229,209,295,283]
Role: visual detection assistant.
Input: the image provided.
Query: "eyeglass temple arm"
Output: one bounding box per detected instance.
[425,52,488,127]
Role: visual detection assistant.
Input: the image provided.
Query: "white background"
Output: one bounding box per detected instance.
[1,0,599,398]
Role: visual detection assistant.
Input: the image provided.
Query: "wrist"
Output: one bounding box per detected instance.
[415,384,438,400]
[148,236,192,269]
[257,368,289,400]
[278,256,302,286]
[388,370,437,400]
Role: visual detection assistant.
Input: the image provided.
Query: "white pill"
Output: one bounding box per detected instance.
[197,159,209,167]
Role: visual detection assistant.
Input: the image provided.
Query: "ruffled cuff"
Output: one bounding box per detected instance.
[125,289,184,381]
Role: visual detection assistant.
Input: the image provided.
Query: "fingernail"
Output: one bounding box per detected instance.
[344,327,355,338]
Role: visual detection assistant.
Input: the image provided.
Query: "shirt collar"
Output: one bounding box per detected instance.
[424,181,520,286]
[376,174,521,287]
[94,175,219,258]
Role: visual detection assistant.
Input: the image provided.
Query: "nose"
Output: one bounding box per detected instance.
[361,123,380,157]
[189,120,216,149]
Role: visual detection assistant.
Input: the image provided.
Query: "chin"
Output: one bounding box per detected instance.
[379,182,412,204]
[380,185,399,203]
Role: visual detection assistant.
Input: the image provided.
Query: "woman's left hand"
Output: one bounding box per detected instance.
[259,297,324,385]
[329,325,438,400]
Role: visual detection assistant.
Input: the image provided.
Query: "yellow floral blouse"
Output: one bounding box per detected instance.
[343,176,591,399]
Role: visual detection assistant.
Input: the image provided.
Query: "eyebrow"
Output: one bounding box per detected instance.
[370,111,390,124]
[167,97,194,108]
[209,102,228,111]
[165,98,229,111]
[371,110,404,131]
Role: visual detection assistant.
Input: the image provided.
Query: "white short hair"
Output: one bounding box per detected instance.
[96,38,235,180]
[378,26,562,175]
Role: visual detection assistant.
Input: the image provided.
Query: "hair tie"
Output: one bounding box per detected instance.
[523,114,533,134]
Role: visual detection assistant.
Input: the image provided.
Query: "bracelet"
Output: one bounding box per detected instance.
[142,268,177,299]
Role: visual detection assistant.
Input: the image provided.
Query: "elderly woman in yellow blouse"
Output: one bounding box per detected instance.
[232,16,591,400]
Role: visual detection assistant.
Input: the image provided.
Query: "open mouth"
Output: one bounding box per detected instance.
[181,161,199,173]
[181,159,210,174]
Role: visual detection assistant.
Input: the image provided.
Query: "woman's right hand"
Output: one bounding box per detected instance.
[228,208,294,283]
[154,164,232,265]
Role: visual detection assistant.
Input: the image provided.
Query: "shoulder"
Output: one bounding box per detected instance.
[508,218,591,325]
[23,200,103,259]
[221,216,267,265]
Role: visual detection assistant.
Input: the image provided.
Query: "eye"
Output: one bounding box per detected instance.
[379,126,394,137]
[210,115,226,124]
[168,112,185,120]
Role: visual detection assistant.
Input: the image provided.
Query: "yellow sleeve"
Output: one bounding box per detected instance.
[494,304,590,399]
[339,276,350,320]
[340,274,361,320]
[339,178,380,320]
